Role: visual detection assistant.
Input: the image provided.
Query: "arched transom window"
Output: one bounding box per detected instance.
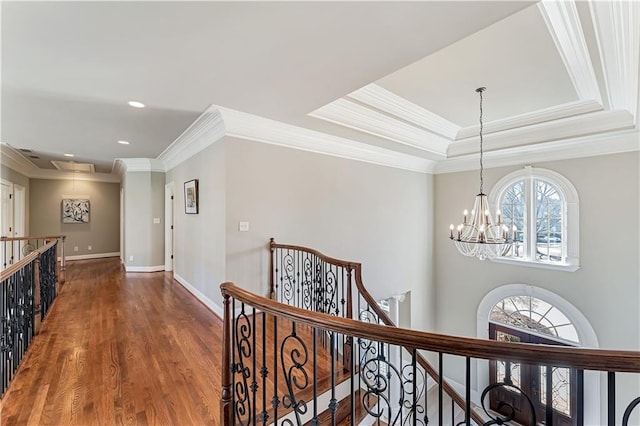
[489,167,579,271]
[490,295,579,344]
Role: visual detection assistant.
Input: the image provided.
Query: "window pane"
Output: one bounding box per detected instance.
[490,296,579,343]
[500,181,525,259]
[535,179,563,262]
[540,366,571,416]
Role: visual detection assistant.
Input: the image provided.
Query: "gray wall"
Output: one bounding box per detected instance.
[165,136,434,330]
[29,178,120,256]
[1,165,30,234]
[434,152,640,421]
[224,137,434,331]
[122,171,165,268]
[166,140,226,308]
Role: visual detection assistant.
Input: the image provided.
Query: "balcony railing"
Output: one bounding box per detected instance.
[0,236,65,397]
[220,240,640,425]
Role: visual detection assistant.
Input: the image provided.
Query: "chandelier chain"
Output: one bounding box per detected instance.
[478,87,485,195]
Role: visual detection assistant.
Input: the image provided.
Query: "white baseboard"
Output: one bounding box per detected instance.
[59,252,120,261]
[174,273,224,318]
[124,264,165,272]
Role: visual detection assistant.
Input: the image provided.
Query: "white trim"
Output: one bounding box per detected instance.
[347,83,460,140]
[309,97,449,157]
[59,252,120,261]
[124,264,165,273]
[164,182,174,272]
[476,284,600,426]
[538,0,601,103]
[590,0,640,119]
[219,106,436,173]
[174,273,223,318]
[157,106,226,171]
[455,99,603,140]
[488,166,580,270]
[448,109,634,157]
[436,129,639,174]
[114,158,165,173]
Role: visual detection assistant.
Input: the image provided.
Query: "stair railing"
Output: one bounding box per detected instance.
[269,238,484,424]
[0,236,65,397]
[221,281,640,425]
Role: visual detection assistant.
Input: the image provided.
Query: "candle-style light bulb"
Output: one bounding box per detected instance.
[463,209,468,224]
[496,209,502,224]
[450,224,454,238]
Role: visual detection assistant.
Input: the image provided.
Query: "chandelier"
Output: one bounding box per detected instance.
[449,87,515,260]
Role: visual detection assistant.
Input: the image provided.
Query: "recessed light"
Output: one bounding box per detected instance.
[63,153,74,157]
[128,101,145,108]
[118,140,130,145]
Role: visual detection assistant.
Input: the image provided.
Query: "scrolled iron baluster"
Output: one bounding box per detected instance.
[280,251,296,305]
[361,353,404,425]
[623,397,640,426]
[302,255,314,311]
[401,362,427,425]
[280,325,310,425]
[234,306,253,425]
[480,382,537,426]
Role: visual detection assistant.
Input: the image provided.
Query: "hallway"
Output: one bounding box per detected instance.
[1,258,222,425]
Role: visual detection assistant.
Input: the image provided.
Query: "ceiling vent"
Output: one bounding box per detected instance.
[19,148,33,153]
[51,161,95,173]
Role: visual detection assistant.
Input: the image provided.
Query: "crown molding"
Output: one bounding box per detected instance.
[309,98,448,158]
[115,158,165,173]
[538,0,601,103]
[456,99,603,140]
[347,83,460,139]
[218,106,436,174]
[157,106,226,170]
[1,143,37,176]
[449,109,634,157]
[1,143,119,183]
[435,129,639,174]
[589,0,640,120]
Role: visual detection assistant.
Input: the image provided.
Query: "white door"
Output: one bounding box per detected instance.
[1,181,14,268]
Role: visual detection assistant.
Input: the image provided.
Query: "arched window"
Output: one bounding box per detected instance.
[489,167,579,271]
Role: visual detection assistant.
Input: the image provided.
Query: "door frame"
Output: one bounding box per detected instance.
[164,182,174,271]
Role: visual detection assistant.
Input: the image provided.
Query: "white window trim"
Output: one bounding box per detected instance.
[488,166,580,271]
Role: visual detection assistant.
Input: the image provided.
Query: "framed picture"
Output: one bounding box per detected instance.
[184,179,199,214]
[62,199,90,223]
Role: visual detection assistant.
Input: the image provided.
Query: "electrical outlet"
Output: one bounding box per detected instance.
[88,245,92,251]
[239,221,249,232]
[73,246,78,252]
[129,255,133,261]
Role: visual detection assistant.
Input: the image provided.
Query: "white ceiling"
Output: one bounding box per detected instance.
[1,1,638,180]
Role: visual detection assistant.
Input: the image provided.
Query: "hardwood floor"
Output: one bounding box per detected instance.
[0,258,353,425]
[1,258,223,425]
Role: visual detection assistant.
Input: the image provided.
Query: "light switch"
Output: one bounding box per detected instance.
[239,221,249,232]
[153,218,161,224]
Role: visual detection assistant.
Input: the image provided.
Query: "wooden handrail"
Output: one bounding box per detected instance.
[221,281,640,373]
[270,240,486,423]
[0,235,65,242]
[0,239,58,282]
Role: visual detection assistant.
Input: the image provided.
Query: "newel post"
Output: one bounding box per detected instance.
[220,290,234,425]
[60,236,66,284]
[268,238,275,299]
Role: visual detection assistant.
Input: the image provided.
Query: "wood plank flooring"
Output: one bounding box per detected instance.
[1,258,223,425]
[0,258,353,425]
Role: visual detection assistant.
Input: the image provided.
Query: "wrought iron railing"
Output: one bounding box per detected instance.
[269,239,483,424]
[219,240,640,425]
[0,237,64,397]
[221,282,640,425]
